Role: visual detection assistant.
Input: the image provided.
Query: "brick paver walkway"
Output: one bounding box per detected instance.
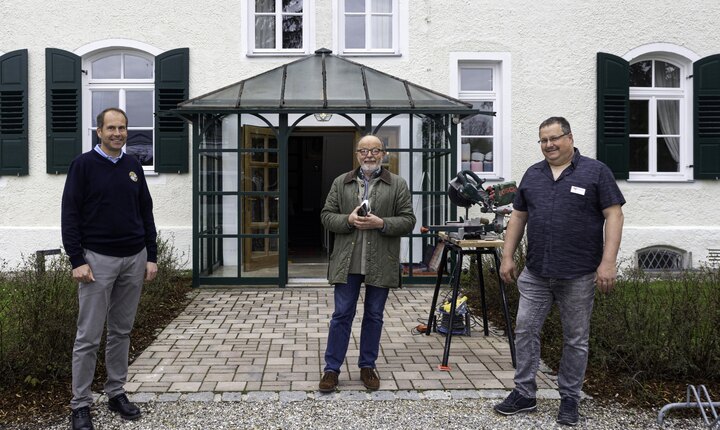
[126,287,557,394]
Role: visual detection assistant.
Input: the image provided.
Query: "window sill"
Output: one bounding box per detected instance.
[338,52,402,58]
[625,176,693,183]
[246,51,311,58]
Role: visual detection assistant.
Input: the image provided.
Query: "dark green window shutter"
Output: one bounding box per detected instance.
[597,52,629,179]
[45,48,82,174]
[155,48,189,173]
[694,54,720,179]
[0,49,29,176]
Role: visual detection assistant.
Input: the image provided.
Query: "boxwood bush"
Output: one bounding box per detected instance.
[462,246,719,405]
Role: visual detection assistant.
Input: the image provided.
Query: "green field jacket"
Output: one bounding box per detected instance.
[321,167,416,288]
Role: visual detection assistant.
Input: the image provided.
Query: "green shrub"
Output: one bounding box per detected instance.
[133,234,191,332]
[0,234,190,388]
[591,267,720,382]
[465,246,720,405]
[0,254,77,385]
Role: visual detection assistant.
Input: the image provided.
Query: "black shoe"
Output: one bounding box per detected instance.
[108,393,142,420]
[493,389,537,415]
[70,406,94,430]
[557,397,580,426]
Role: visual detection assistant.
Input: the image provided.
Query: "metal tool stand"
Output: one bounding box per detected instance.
[425,233,516,370]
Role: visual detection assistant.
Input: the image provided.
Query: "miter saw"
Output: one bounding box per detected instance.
[422,170,517,240]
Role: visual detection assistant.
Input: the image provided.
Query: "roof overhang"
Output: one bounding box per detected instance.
[172,48,488,121]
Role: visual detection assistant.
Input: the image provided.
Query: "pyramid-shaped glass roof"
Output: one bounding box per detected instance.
[176,48,478,116]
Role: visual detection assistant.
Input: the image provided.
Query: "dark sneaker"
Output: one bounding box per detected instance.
[318,371,338,392]
[360,367,380,390]
[557,397,579,426]
[493,389,537,415]
[70,406,94,430]
[108,393,142,420]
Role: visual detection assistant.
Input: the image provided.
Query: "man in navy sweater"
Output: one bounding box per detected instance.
[62,108,158,430]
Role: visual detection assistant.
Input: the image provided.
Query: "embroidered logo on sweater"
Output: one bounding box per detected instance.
[129,171,138,182]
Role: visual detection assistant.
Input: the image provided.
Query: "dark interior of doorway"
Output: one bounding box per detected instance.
[288,135,325,263]
[288,132,354,268]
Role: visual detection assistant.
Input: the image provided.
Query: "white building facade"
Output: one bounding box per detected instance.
[1,0,718,277]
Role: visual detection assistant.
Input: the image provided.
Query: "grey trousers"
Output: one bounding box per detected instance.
[512,268,596,402]
[71,249,146,410]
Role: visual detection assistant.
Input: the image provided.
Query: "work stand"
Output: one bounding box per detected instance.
[425,233,516,370]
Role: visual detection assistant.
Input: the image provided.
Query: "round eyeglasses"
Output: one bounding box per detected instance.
[356,148,384,156]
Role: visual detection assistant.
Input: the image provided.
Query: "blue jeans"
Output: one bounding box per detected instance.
[513,268,596,401]
[324,274,390,374]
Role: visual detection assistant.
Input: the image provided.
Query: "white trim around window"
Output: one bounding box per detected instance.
[334,0,406,56]
[74,39,163,57]
[80,48,156,171]
[244,0,315,56]
[450,52,511,182]
[624,45,696,182]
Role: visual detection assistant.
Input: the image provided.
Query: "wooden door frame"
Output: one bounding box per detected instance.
[242,126,279,272]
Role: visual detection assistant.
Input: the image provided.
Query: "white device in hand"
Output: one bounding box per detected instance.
[358,199,371,217]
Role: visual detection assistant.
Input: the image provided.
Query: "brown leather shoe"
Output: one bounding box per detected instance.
[360,367,380,390]
[319,371,338,392]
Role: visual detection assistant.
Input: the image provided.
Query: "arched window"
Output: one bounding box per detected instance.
[636,245,688,271]
[83,50,155,167]
[628,54,691,180]
[46,44,187,174]
[596,44,720,181]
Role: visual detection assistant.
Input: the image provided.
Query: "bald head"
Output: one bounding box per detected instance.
[355,134,386,174]
[356,134,385,151]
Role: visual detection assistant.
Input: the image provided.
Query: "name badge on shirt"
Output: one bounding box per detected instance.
[570,186,585,195]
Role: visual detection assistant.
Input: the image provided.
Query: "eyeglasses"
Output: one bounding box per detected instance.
[537,132,570,145]
[356,148,384,156]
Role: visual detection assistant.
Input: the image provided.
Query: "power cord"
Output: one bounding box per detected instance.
[412,323,428,335]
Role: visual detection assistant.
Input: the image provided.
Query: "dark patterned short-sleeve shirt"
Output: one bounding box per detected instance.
[513,148,625,279]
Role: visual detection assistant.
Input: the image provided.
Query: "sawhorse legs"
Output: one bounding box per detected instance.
[425,242,517,370]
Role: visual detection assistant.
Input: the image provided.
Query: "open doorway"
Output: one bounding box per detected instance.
[287,130,355,282]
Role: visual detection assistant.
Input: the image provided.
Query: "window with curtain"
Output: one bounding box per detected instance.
[628,59,685,178]
[340,0,398,54]
[85,50,155,168]
[250,0,307,54]
[454,59,507,179]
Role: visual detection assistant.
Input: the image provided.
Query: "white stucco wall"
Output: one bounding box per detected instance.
[1,0,718,269]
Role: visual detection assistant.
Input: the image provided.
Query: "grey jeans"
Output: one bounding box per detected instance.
[71,249,146,410]
[513,268,596,401]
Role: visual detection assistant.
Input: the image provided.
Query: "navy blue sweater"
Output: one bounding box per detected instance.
[61,150,157,269]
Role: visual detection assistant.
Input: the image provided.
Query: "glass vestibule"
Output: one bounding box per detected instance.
[196,114,281,283]
[193,112,458,286]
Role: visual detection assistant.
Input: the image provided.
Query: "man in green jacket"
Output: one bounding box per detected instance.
[319,134,416,392]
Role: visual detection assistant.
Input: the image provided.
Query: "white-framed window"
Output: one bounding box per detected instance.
[82,50,155,169]
[628,54,692,181]
[337,0,400,55]
[247,0,312,55]
[450,53,511,181]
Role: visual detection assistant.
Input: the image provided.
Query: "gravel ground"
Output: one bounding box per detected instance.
[12,392,707,430]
